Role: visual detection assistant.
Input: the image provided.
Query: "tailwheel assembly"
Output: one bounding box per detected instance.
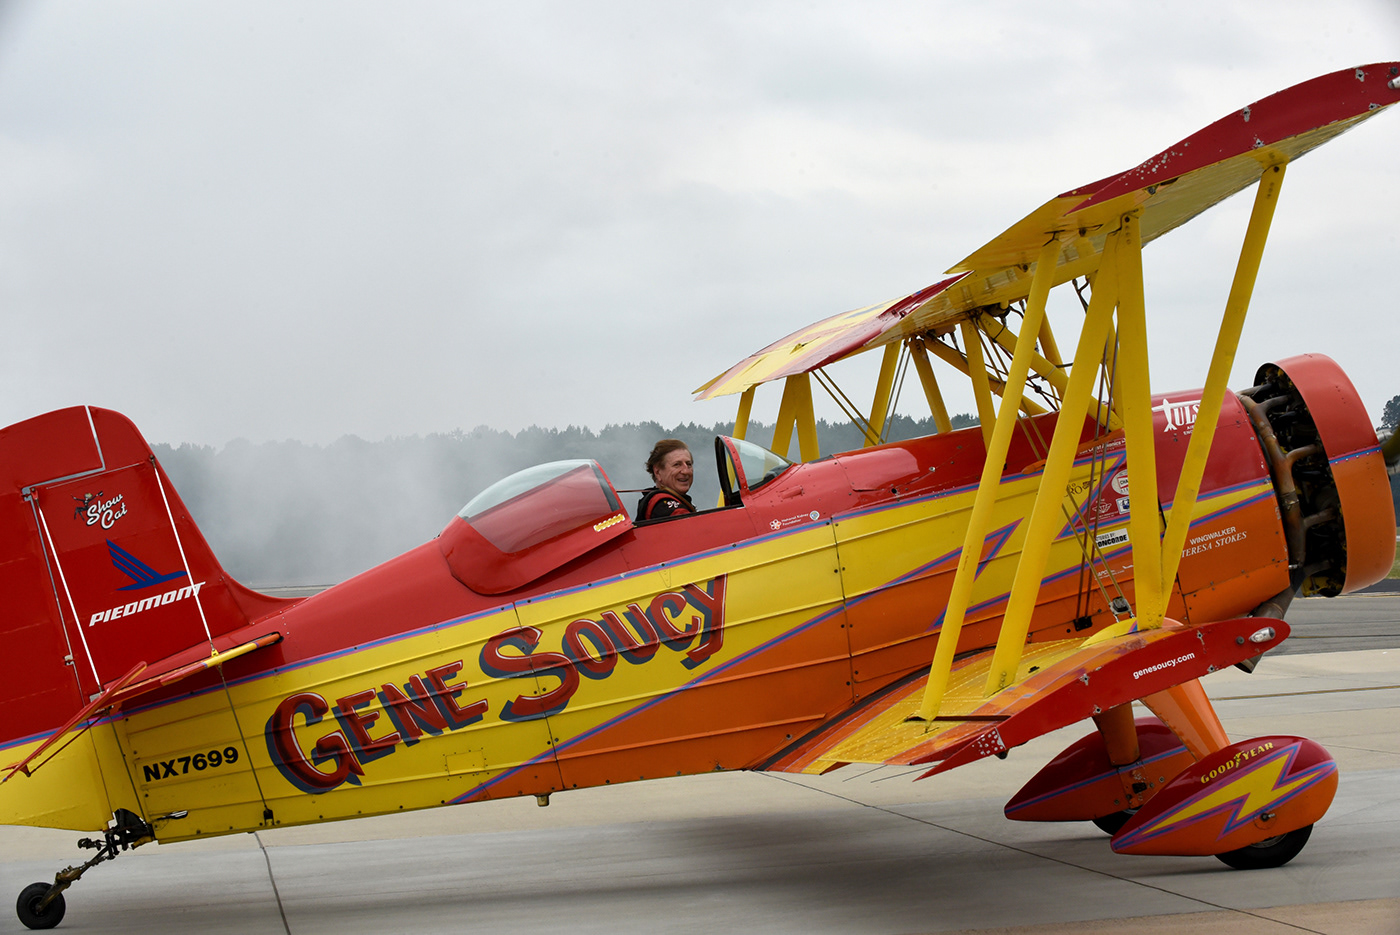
[15,883,64,931]
[14,808,171,931]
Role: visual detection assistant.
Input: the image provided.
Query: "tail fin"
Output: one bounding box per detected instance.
[0,406,287,747]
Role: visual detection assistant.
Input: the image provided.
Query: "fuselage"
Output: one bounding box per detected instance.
[1,368,1389,844]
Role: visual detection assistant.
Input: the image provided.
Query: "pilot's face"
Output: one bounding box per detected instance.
[654,449,694,495]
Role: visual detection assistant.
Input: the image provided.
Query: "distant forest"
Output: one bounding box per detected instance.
[156,411,1400,589]
[153,413,975,587]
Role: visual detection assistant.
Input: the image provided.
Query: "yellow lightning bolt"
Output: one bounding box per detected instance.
[1137,744,1329,839]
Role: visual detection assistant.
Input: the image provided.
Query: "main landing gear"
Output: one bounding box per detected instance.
[15,808,165,931]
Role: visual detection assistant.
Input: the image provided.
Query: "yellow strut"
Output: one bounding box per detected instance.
[1111,211,1165,632]
[909,338,952,434]
[733,386,755,441]
[977,317,1070,407]
[1154,162,1287,608]
[793,373,820,462]
[1038,314,1064,371]
[982,230,1124,694]
[865,343,901,447]
[930,329,1048,428]
[917,237,1064,722]
[770,376,800,461]
[959,320,999,451]
[723,386,758,507]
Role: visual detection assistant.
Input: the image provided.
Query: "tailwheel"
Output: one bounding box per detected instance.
[1215,823,1313,870]
[13,808,170,930]
[16,883,65,931]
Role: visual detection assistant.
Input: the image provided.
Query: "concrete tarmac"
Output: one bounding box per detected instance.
[2,645,1397,932]
[1282,592,1400,655]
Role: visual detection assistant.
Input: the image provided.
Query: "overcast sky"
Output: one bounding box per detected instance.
[1,1,1396,448]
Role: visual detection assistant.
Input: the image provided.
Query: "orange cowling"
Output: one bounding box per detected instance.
[1254,354,1396,594]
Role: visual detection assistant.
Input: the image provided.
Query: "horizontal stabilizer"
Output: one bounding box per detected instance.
[2,627,282,784]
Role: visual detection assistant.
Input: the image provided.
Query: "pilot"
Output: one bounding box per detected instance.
[636,440,696,520]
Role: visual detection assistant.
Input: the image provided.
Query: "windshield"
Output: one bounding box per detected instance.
[732,437,792,491]
[460,460,622,553]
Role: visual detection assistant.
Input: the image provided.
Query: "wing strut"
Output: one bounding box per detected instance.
[916,153,1289,712]
[1088,157,1288,643]
[1151,161,1288,619]
[909,337,953,435]
[916,236,1065,721]
[981,228,1125,691]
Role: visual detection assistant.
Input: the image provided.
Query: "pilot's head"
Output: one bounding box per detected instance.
[646,440,694,495]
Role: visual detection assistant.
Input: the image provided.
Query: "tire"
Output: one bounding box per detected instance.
[16,882,65,930]
[1215,824,1313,870]
[1092,810,1135,835]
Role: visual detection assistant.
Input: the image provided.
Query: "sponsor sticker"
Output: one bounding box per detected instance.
[592,513,627,532]
[1095,527,1130,550]
[1132,652,1196,680]
[90,581,206,626]
[74,492,128,529]
[768,512,819,531]
[1181,525,1249,558]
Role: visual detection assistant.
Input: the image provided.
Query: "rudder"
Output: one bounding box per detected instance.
[0,406,287,749]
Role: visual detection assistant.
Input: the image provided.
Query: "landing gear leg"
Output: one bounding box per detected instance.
[15,809,158,931]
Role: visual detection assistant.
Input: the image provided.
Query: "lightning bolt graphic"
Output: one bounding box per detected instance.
[1119,741,1336,848]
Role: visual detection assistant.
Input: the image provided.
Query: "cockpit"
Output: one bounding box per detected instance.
[438,438,792,594]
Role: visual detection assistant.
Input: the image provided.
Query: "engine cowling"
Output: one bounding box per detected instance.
[1240,354,1396,596]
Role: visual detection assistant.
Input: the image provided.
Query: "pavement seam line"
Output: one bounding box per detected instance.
[1214,684,1400,701]
[757,771,1331,935]
[255,831,293,935]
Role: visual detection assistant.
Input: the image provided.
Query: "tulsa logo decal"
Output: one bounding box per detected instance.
[1153,397,1202,433]
[263,575,728,794]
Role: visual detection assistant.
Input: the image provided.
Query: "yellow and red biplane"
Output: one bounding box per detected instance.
[3,64,1398,930]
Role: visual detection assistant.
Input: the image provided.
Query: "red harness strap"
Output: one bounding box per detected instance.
[640,490,694,520]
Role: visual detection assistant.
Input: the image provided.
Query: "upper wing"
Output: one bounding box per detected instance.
[696,64,1400,401]
[693,275,966,398]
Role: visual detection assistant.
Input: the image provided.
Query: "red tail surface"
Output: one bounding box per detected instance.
[0,407,286,747]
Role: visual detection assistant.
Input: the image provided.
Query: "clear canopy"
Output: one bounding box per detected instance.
[731,437,791,491]
[460,460,621,554]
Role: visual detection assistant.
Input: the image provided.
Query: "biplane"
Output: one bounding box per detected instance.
[2,64,1398,930]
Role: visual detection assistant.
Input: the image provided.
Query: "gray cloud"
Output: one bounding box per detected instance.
[1,0,1397,448]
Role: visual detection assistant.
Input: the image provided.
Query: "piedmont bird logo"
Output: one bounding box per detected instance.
[107,540,188,591]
